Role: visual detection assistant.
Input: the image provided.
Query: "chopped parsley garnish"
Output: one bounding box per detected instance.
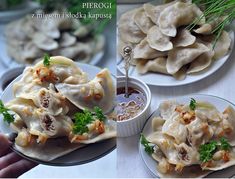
[72,107,106,135]
[199,138,231,163]
[140,133,154,155]
[43,54,51,67]
[189,98,197,110]
[0,100,14,124]
[94,106,106,122]
[220,137,231,151]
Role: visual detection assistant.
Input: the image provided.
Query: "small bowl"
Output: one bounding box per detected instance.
[0,67,25,93]
[117,76,151,137]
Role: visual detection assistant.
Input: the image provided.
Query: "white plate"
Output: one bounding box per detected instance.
[0,31,105,68]
[117,31,234,86]
[139,94,235,178]
[0,62,116,166]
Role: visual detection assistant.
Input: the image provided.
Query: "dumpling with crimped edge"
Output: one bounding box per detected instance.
[166,42,210,74]
[159,100,179,120]
[133,38,167,59]
[134,7,154,34]
[172,28,196,47]
[187,50,214,74]
[6,98,73,140]
[161,110,188,144]
[136,57,168,74]
[158,2,205,37]
[143,1,178,26]
[55,68,115,114]
[147,131,180,165]
[14,84,69,116]
[213,31,231,60]
[118,8,145,44]
[13,56,88,100]
[147,25,173,51]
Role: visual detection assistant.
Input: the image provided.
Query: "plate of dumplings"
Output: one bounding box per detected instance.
[117,0,234,86]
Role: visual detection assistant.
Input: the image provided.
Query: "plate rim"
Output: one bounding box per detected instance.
[117,29,234,87]
[138,94,235,178]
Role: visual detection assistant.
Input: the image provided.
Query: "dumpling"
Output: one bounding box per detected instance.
[194,16,226,35]
[172,28,196,47]
[32,32,59,51]
[143,1,177,26]
[118,8,145,44]
[136,57,168,74]
[6,99,43,137]
[133,38,166,59]
[166,42,209,74]
[53,43,93,62]
[161,111,188,144]
[13,56,88,98]
[159,100,179,120]
[213,31,231,60]
[55,69,115,113]
[6,98,73,139]
[158,2,204,37]
[147,25,173,51]
[134,8,154,34]
[16,85,69,116]
[187,50,214,74]
[147,131,180,165]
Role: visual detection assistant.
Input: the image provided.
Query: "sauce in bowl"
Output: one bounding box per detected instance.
[115,87,146,121]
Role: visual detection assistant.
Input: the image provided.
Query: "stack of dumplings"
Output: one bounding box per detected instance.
[118,0,232,80]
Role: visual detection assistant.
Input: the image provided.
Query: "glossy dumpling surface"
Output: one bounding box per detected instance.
[55,69,115,113]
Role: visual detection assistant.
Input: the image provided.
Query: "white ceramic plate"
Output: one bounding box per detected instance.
[0,63,116,166]
[117,0,235,87]
[117,31,234,86]
[139,94,235,178]
[0,32,105,68]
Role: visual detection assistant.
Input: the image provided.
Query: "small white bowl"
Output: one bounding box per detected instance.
[117,76,151,137]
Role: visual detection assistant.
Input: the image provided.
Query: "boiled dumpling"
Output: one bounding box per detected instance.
[187,50,214,74]
[147,25,173,51]
[172,28,196,47]
[55,69,115,113]
[143,1,177,26]
[133,38,166,59]
[136,57,168,74]
[166,42,209,74]
[158,2,204,37]
[134,8,154,34]
[13,56,88,99]
[118,8,145,44]
[213,31,231,60]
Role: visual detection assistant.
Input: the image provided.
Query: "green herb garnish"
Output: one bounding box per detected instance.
[94,106,106,122]
[43,54,51,67]
[199,137,232,162]
[199,140,218,162]
[220,137,231,150]
[0,100,14,124]
[140,133,154,155]
[188,0,235,48]
[189,98,197,110]
[72,107,106,135]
